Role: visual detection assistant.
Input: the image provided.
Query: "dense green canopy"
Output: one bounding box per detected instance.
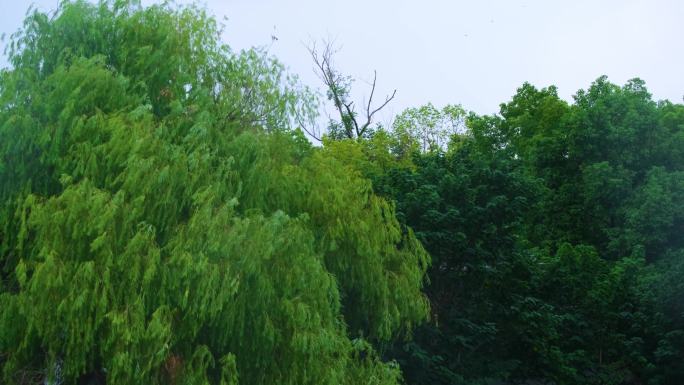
[0,2,428,384]
[372,81,684,384]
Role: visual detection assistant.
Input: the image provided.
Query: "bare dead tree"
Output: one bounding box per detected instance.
[306,40,396,140]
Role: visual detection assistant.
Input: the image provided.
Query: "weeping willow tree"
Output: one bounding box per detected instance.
[0,1,429,384]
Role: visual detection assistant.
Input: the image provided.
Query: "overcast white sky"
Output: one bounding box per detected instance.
[2,0,683,117]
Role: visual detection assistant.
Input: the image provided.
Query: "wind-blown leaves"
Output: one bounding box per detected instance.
[0,1,428,384]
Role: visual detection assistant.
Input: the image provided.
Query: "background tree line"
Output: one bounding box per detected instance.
[339,79,684,385]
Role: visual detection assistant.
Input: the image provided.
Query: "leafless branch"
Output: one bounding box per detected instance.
[365,71,377,122]
[359,75,396,137]
[308,39,396,140]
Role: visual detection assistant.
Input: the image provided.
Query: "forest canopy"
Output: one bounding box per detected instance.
[0,1,683,385]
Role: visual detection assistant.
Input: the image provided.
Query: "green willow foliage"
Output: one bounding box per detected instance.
[0,1,429,384]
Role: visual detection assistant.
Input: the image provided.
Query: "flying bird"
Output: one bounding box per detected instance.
[271,25,278,42]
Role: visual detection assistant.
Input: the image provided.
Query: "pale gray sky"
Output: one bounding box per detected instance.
[2,0,683,117]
